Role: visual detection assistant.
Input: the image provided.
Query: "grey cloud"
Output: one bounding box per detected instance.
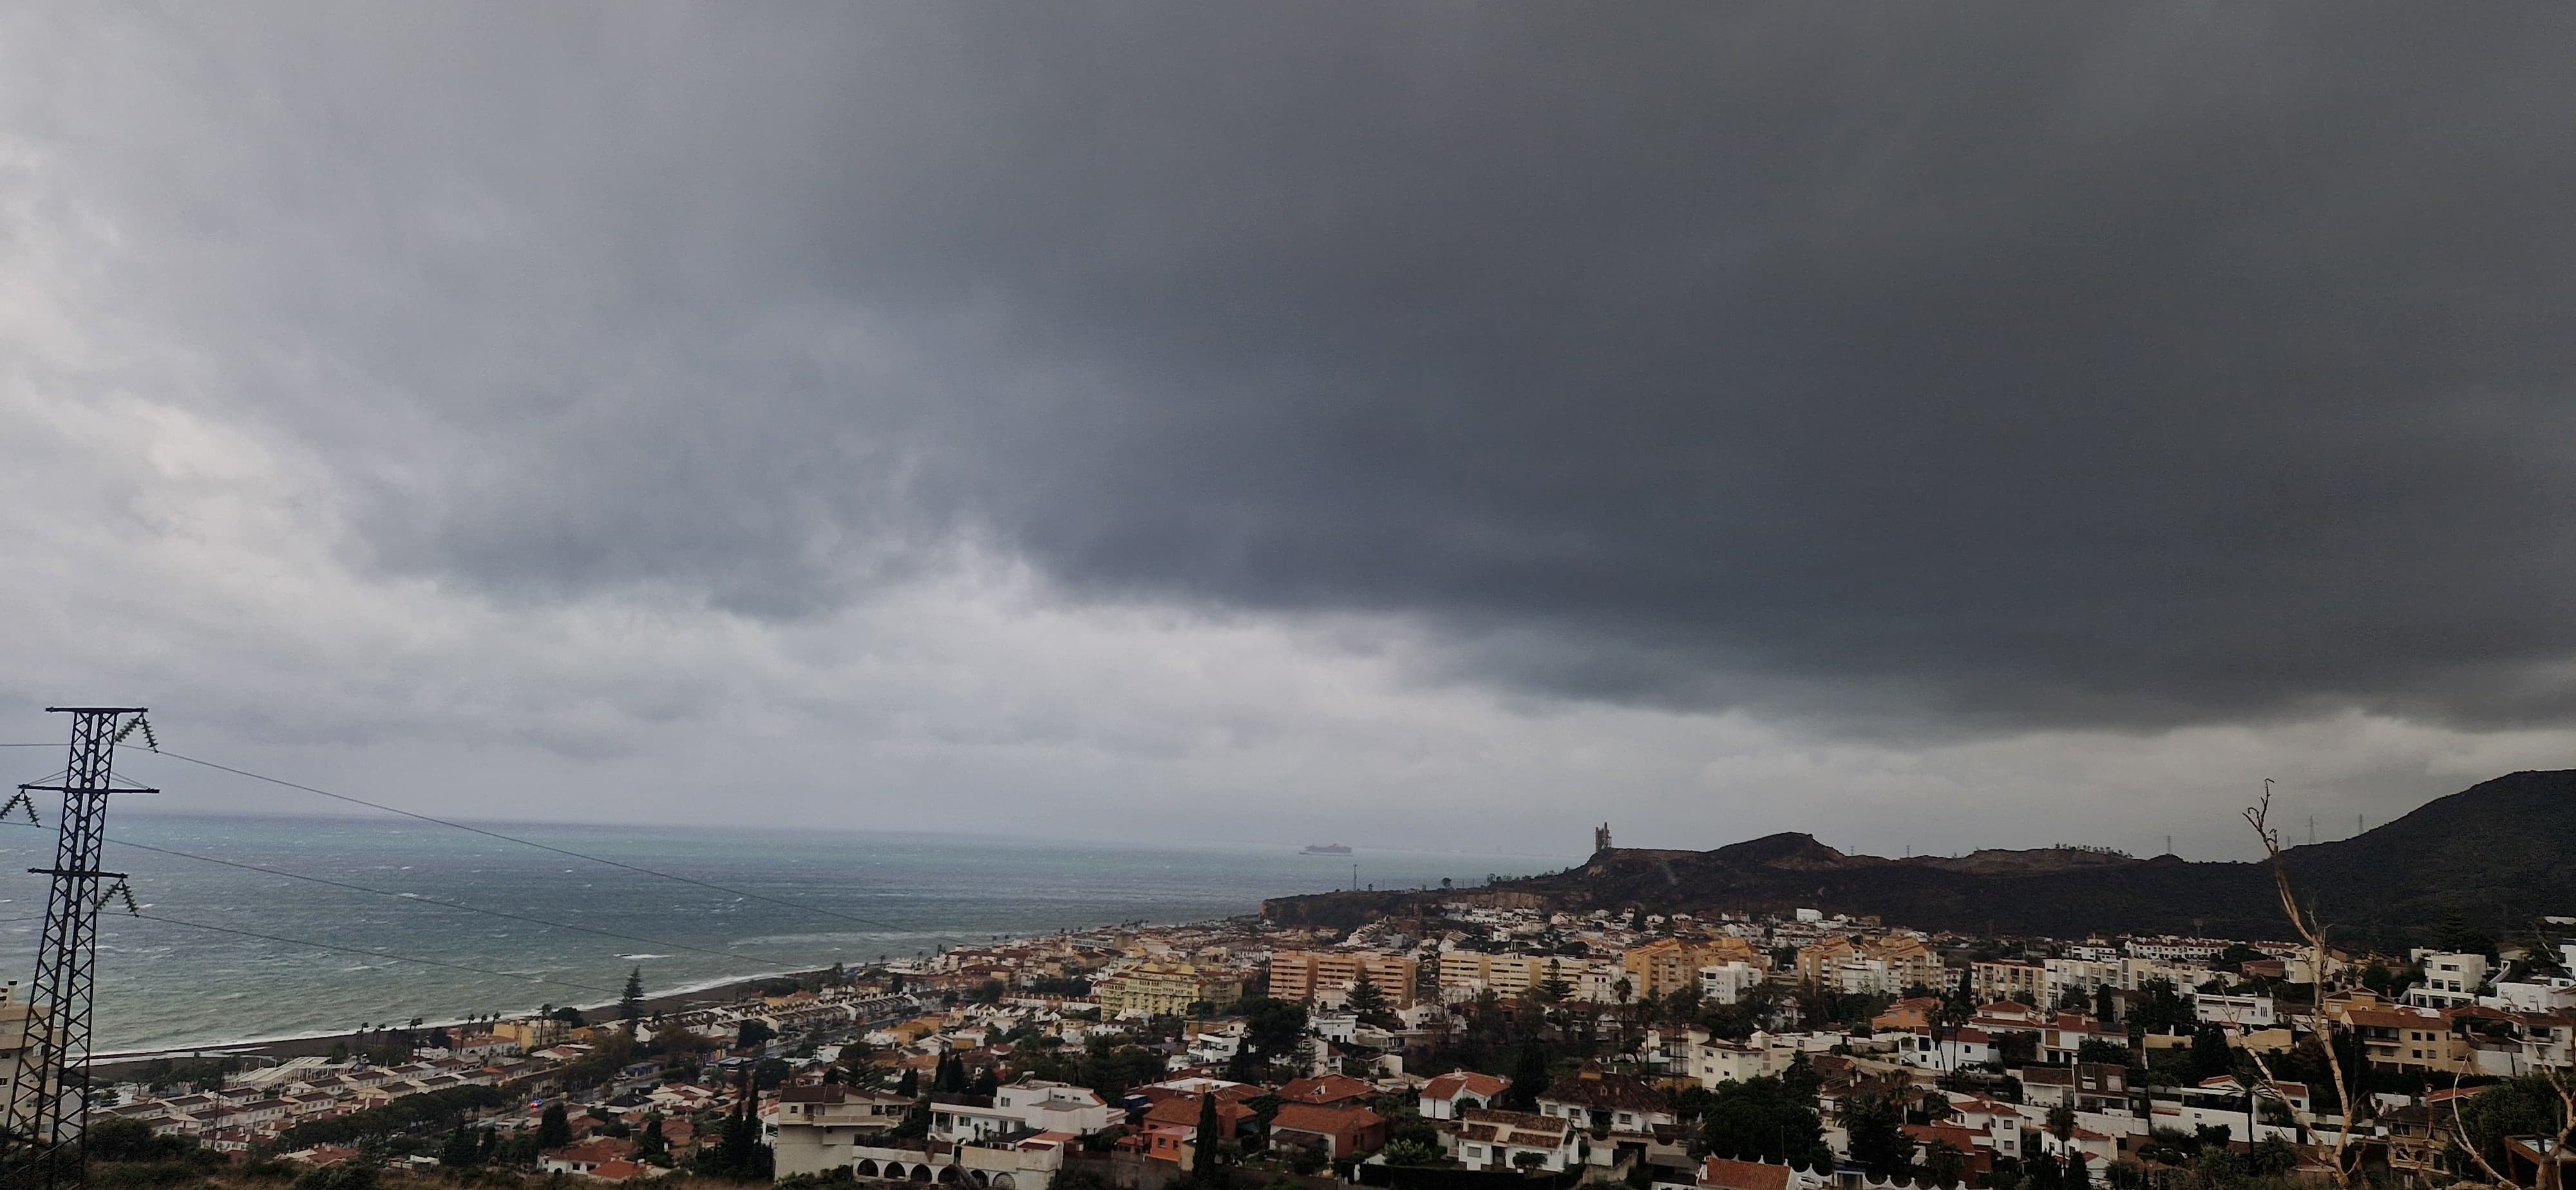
[23,5,2576,735]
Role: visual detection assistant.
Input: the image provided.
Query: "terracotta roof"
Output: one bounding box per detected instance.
[1271,1103,1385,1135]
[1423,1071,1512,1102]
[548,1138,639,1165]
[1278,1074,1375,1106]
[1540,1070,1667,1114]
[1700,1157,1794,1190]
[1457,1108,1569,1148]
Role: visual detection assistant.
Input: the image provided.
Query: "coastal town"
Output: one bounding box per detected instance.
[40,861,2575,1190]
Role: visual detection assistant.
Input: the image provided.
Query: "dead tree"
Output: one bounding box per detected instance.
[2242,783,2365,1185]
[2247,784,2573,1189]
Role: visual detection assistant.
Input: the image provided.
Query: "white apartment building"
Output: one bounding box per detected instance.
[1698,961,1766,1006]
[1687,1030,1799,1089]
[992,1080,1117,1135]
[2128,938,2232,964]
[2405,953,2490,1009]
[1830,959,1900,996]
[2194,994,2277,1028]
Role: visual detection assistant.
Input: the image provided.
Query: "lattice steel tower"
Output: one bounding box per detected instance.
[3,708,152,1190]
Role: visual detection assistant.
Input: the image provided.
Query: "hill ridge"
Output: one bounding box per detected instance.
[1262,769,2576,943]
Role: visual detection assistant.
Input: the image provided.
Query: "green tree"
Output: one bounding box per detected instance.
[1344,973,1393,1027]
[737,1019,775,1050]
[1995,1030,2040,1066]
[621,967,645,1031]
[2189,1025,2234,1081]
[1235,997,1309,1077]
[81,1116,207,1164]
[1505,1044,1551,1112]
[1535,961,1574,1007]
[1246,1092,1283,1148]
[2449,1073,2572,1180]
[701,1068,774,1180]
[1843,1095,1917,1180]
[2126,979,2195,1038]
[294,1164,379,1190]
[1699,1075,1832,1169]
[2076,1038,2132,1066]
[2248,1136,2298,1177]
[1379,1137,1443,1167]
[1191,1093,1222,1182]
[439,1126,487,1168]
[2435,912,2497,960]
[537,1102,573,1149]
[896,1067,919,1097]
[1781,1052,1821,1104]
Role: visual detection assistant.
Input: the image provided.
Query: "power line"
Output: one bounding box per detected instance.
[144,750,972,948]
[122,911,621,996]
[0,819,775,968]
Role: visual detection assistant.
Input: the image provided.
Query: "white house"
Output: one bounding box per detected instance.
[2193,994,2276,1028]
[1448,1108,1584,1173]
[2407,954,2491,1009]
[992,1080,1116,1135]
[1698,962,1766,1006]
[1419,1071,1511,1120]
[1689,1034,1790,1088]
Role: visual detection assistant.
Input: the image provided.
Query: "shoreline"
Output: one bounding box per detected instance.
[88,962,842,1080]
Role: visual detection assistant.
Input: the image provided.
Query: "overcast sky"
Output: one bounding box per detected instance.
[4,5,2571,860]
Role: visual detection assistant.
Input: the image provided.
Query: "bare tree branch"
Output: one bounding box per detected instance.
[2243,782,2363,1187]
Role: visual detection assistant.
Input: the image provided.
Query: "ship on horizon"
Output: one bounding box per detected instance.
[1300,843,1352,855]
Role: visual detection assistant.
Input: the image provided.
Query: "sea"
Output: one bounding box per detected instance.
[0,811,1573,1057]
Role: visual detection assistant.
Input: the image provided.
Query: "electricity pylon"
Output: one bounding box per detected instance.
[2,708,153,1190]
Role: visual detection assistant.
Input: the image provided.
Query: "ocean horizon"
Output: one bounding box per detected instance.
[0,810,1575,1056]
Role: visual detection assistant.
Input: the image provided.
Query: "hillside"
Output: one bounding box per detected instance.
[1263,770,2576,945]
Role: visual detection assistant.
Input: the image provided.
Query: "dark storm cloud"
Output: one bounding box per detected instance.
[64,5,2576,734]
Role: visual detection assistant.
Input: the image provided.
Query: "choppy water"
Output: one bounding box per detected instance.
[0,811,1569,1054]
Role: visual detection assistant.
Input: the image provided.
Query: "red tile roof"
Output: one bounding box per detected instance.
[1700,1157,1793,1190]
[1456,1108,1568,1148]
[1278,1074,1375,1106]
[1422,1071,1511,1102]
[1272,1103,1385,1135]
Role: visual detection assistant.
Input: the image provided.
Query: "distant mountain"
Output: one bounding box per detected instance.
[1262,770,2576,946]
